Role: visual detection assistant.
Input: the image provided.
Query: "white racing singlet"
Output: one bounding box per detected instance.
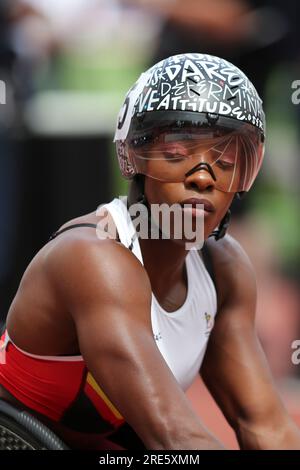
[101,198,217,391]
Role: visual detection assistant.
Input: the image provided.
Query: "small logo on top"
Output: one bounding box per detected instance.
[204,312,214,337]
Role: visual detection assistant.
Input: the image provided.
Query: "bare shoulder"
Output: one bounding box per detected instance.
[205,234,257,312]
[44,229,152,319]
[205,233,253,269]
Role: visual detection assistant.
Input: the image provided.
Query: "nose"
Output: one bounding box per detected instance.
[184,162,216,192]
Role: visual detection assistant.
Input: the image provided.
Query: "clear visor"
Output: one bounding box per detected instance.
[129,122,264,193]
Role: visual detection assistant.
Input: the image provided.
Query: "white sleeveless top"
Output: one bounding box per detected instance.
[1,197,217,391]
[102,198,217,391]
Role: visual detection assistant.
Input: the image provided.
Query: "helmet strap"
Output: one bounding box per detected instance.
[128,174,148,207]
[209,210,231,241]
[235,191,246,200]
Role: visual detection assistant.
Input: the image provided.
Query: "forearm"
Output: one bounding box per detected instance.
[147,427,225,450]
[165,435,224,450]
[235,416,300,450]
[133,401,224,450]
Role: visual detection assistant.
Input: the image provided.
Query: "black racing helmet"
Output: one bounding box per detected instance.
[114,53,265,193]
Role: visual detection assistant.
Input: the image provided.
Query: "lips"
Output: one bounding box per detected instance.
[180,197,215,213]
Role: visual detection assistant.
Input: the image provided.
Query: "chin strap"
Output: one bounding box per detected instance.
[208,191,245,241]
[209,209,231,241]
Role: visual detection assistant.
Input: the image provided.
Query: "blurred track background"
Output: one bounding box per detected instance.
[0,0,299,448]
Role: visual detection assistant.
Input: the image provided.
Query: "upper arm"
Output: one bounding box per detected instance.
[46,235,211,449]
[201,235,288,432]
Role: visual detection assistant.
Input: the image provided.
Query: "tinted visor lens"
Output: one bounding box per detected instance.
[130,122,264,192]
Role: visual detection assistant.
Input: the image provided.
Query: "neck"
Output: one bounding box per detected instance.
[139,236,188,298]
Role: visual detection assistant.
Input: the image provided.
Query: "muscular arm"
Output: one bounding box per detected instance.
[48,235,223,450]
[201,236,300,450]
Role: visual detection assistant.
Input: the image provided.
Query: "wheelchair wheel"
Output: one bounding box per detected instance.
[0,413,46,449]
[0,400,69,450]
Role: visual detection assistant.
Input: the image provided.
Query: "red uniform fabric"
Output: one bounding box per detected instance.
[0,332,126,437]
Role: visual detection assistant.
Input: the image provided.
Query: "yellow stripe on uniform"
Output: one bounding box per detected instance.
[86,373,123,420]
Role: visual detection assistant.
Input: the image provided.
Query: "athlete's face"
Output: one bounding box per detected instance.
[129,126,257,246]
[144,165,235,244]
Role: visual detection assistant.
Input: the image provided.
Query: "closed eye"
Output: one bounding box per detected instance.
[163,152,188,162]
[215,159,235,169]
